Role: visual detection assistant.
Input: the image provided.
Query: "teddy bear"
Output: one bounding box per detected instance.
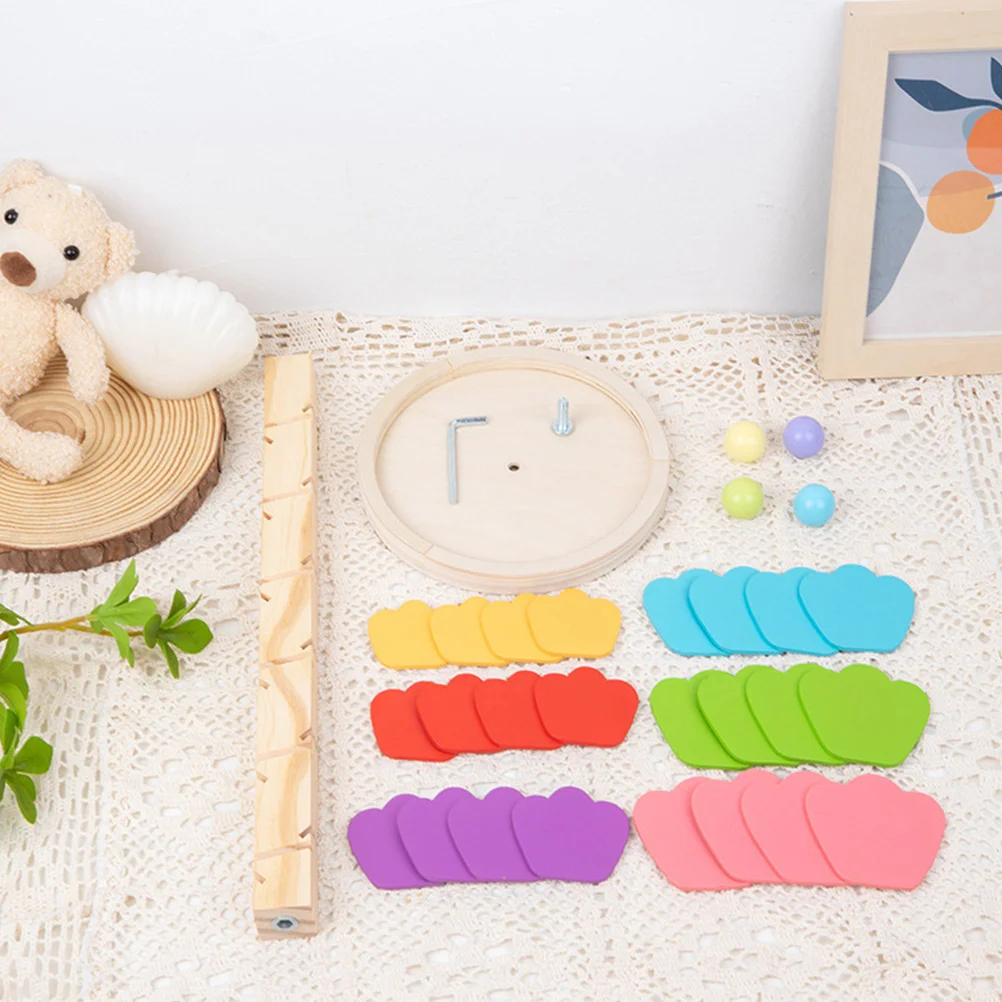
[0,159,136,483]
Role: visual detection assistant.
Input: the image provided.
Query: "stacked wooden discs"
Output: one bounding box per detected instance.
[0,356,225,572]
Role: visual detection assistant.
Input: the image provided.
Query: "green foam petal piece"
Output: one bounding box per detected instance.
[695,665,796,766]
[745,664,844,765]
[798,663,930,767]
[649,673,746,770]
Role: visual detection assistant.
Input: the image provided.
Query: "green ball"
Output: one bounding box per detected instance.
[721,477,764,519]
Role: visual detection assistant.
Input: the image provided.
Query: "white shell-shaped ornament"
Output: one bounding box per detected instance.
[83,271,258,399]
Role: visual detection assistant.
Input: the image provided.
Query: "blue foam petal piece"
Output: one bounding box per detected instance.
[744,567,838,656]
[643,570,723,656]
[687,567,780,656]
[798,564,915,653]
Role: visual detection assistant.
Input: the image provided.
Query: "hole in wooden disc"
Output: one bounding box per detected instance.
[508,463,520,472]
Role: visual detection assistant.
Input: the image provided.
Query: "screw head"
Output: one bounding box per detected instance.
[271,915,299,932]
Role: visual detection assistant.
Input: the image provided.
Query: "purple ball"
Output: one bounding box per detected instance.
[783,416,825,459]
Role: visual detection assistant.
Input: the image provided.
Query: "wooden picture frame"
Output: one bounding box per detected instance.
[820,0,1002,378]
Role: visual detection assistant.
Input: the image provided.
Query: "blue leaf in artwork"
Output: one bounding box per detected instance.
[895,77,1000,112]
[867,165,923,317]
[992,57,1002,101]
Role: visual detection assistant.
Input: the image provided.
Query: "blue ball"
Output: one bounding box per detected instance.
[794,484,835,527]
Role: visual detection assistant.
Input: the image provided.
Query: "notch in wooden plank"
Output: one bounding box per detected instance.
[254,354,319,939]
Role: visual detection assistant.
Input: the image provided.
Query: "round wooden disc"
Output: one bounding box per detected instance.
[0,356,225,573]
[358,347,670,592]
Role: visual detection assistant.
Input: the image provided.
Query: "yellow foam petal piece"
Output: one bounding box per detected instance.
[429,597,508,667]
[481,594,562,664]
[527,588,621,659]
[367,600,446,669]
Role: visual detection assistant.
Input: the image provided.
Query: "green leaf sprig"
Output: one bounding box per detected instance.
[0,560,213,822]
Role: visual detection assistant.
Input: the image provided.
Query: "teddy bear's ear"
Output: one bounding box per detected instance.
[105,221,137,280]
[0,159,45,194]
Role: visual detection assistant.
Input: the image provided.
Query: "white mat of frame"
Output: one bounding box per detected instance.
[4,310,1002,1002]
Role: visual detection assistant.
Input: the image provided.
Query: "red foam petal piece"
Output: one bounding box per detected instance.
[416,674,501,754]
[534,666,638,746]
[473,671,562,750]
[370,683,455,762]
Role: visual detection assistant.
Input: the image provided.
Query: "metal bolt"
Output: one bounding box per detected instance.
[271,915,299,932]
[447,416,488,504]
[551,398,574,436]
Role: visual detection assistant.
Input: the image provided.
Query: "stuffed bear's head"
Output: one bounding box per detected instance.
[0,160,136,301]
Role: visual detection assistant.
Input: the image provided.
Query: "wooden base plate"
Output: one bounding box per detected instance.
[0,356,225,573]
[358,347,670,593]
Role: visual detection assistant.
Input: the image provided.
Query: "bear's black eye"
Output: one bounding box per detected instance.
[63,245,80,261]
[3,209,17,224]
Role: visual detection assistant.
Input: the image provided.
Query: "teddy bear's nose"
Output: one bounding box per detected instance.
[0,251,37,287]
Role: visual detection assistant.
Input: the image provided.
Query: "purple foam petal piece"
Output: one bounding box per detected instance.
[511,787,630,883]
[396,788,478,883]
[348,793,436,889]
[446,787,537,882]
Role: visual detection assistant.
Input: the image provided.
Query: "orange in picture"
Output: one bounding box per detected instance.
[926,170,995,233]
[967,108,1002,174]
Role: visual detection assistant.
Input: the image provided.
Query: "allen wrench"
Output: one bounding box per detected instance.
[447,416,488,504]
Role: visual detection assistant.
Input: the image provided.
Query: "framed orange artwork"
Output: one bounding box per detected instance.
[820,0,1002,378]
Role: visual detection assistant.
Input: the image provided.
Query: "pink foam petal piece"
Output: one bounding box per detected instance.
[805,774,946,890]
[740,771,844,886]
[632,778,749,891]
[690,769,784,884]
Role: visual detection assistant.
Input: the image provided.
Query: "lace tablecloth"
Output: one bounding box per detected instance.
[3,311,1002,1002]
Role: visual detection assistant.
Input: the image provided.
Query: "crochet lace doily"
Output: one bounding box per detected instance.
[3,311,1001,1002]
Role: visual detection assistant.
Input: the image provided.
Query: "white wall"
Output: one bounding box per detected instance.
[4,0,845,317]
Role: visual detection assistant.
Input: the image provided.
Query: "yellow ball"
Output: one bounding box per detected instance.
[724,420,767,463]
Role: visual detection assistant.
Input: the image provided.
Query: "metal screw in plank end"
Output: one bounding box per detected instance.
[271,915,299,932]
[551,398,574,436]
[447,416,488,504]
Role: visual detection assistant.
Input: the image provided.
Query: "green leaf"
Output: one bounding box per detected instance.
[0,603,29,627]
[5,772,37,823]
[103,559,139,609]
[104,597,157,627]
[0,658,27,701]
[168,589,187,619]
[158,639,180,679]
[0,708,15,755]
[0,681,26,728]
[0,633,19,672]
[164,593,201,629]
[164,590,187,626]
[143,614,162,649]
[13,736,52,775]
[106,622,135,667]
[161,619,213,655]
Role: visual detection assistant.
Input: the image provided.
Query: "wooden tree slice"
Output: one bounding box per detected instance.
[0,356,225,573]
